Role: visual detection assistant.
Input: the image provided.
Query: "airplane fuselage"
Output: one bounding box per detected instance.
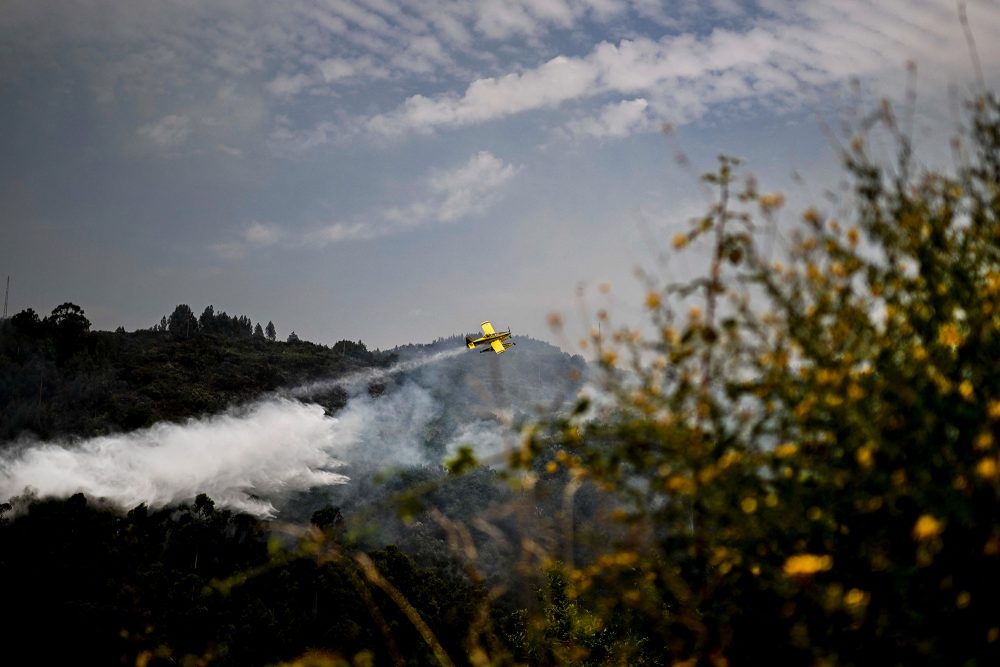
[466,331,510,348]
[465,321,514,353]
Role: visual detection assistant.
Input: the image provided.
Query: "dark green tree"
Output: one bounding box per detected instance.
[49,302,90,336]
[253,322,264,339]
[47,302,90,362]
[237,315,252,338]
[199,305,215,332]
[265,320,276,341]
[287,331,299,343]
[167,304,198,339]
[310,505,344,533]
[9,308,42,338]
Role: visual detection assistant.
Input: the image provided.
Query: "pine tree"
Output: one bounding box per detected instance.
[265,321,276,341]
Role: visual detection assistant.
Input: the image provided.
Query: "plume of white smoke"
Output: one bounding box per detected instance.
[444,417,513,465]
[0,399,347,517]
[0,349,483,517]
[326,381,443,469]
[288,347,465,399]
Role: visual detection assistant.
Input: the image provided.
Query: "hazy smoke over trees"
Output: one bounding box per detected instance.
[0,343,567,517]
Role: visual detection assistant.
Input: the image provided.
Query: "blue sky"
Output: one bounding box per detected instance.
[2,1,998,349]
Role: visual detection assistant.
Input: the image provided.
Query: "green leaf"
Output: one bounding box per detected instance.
[445,445,479,476]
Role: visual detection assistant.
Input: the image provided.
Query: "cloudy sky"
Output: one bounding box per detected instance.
[2,1,998,350]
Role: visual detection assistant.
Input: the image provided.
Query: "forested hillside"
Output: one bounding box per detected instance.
[0,304,590,666]
[0,304,395,441]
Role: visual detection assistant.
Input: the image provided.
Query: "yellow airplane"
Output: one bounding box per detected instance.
[466,321,515,354]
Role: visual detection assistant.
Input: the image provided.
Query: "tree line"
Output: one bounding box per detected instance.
[151,304,282,342]
[0,301,392,441]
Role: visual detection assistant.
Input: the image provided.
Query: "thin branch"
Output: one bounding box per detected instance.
[958,0,985,93]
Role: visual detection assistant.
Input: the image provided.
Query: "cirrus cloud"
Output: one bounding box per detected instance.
[213,150,519,258]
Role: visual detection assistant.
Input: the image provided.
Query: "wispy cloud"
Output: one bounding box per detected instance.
[359,2,1000,140]
[11,1,997,155]
[265,56,392,100]
[566,97,650,138]
[365,54,600,136]
[214,150,519,258]
[403,149,520,223]
[136,114,192,149]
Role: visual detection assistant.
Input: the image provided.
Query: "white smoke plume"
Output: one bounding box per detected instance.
[288,347,465,399]
[0,348,477,517]
[0,400,346,517]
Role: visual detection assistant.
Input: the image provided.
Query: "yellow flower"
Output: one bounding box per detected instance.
[666,475,695,495]
[760,192,786,214]
[985,271,1000,294]
[645,291,662,309]
[740,497,758,514]
[806,263,822,282]
[614,551,639,566]
[847,227,859,246]
[774,442,798,458]
[938,323,963,348]
[718,449,742,469]
[672,233,689,249]
[844,588,868,608]
[913,514,943,541]
[783,554,833,577]
[989,400,1000,421]
[856,445,874,469]
[545,460,559,474]
[976,457,998,480]
[976,432,994,450]
[959,380,974,400]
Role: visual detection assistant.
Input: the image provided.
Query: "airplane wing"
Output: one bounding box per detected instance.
[481,321,496,336]
[490,339,506,354]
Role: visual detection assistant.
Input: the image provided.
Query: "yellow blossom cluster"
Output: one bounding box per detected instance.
[912,514,943,541]
[783,554,833,576]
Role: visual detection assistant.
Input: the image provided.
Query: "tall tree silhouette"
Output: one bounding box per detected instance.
[167,304,198,339]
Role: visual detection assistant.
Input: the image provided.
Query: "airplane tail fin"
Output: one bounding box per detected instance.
[466,335,475,349]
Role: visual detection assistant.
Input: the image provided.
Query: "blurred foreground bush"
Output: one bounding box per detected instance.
[511,94,1000,665]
